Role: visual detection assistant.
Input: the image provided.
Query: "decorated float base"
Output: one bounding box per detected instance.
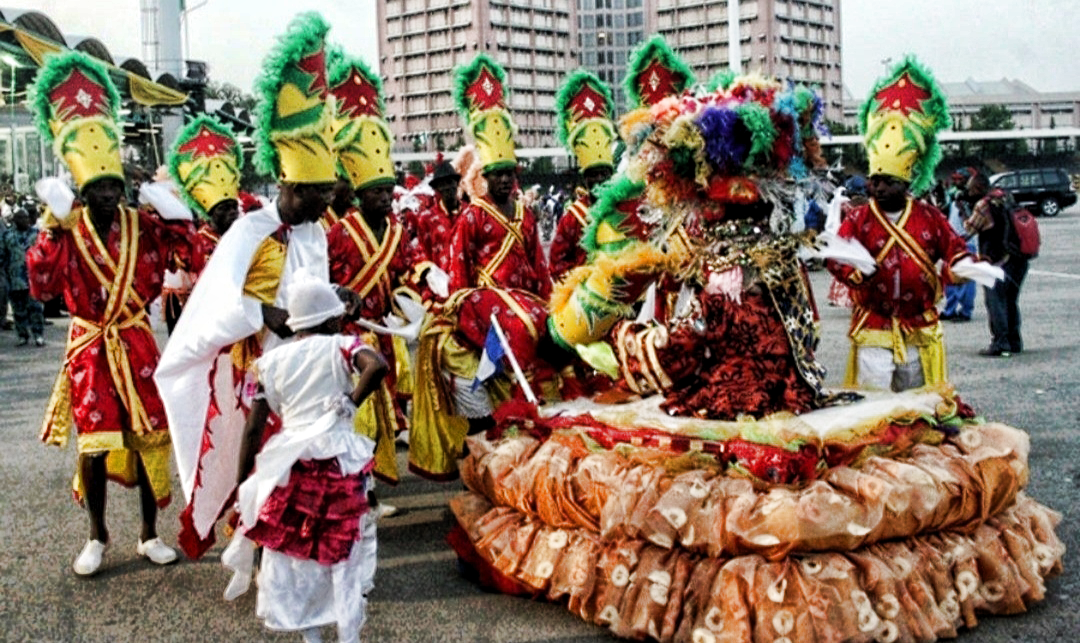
[447,391,1064,642]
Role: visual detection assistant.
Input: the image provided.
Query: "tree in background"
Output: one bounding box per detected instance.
[969,105,1027,158]
[205,81,257,112]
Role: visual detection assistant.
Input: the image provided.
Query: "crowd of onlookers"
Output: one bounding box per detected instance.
[0,186,49,346]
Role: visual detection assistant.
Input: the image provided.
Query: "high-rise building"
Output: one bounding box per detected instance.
[573,0,654,114]
[653,0,843,122]
[379,0,845,153]
[378,0,576,152]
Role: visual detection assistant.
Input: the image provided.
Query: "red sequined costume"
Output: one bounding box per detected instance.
[827,197,970,387]
[548,188,592,283]
[327,208,420,483]
[30,205,198,505]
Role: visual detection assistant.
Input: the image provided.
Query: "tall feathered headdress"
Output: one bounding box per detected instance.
[252,12,335,184]
[452,54,517,173]
[859,56,950,195]
[328,52,394,190]
[30,51,124,190]
[167,114,242,219]
[555,69,617,172]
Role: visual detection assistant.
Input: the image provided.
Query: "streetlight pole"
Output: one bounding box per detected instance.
[2,54,21,190]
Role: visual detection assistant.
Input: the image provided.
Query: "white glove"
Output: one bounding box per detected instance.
[35,177,76,223]
[951,256,1004,288]
[813,232,877,276]
[138,181,193,221]
[425,265,450,298]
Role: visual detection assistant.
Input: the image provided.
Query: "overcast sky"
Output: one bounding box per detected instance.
[23,0,1080,100]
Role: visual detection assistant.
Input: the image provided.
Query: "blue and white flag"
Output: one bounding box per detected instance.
[473,323,506,389]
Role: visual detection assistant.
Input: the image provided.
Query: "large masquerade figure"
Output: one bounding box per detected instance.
[447,44,1063,643]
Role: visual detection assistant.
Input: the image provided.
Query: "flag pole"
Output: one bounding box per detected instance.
[489,313,539,404]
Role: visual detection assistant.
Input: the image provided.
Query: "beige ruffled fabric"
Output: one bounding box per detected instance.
[461,423,1029,559]
[452,421,1064,642]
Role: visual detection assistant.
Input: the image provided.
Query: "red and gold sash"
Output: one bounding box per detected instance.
[41,206,154,445]
[474,198,525,288]
[342,211,404,300]
[858,199,943,362]
[868,198,942,300]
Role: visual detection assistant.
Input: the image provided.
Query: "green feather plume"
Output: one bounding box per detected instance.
[452,53,508,122]
[328,51,384,113]
[29,50,121,145]
[706,69,737,92]
[735,103,777,169]
[581,175,646,257]
[554,68,615,147]
[252,11,331,179]
[623,35,695,108]
[858,55,950,195]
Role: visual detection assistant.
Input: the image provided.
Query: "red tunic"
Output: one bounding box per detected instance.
[828,198,970,335]
[327,209,417,324]
[548,189,591,283]
[28,206,197,440]
[447,196,552,298]
[193,224,220,267]
[408,196,459,276]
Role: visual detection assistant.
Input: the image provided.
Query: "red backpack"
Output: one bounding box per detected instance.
[1004,206,1040,259]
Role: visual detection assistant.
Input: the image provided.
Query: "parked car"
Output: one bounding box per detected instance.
[989,168,1077,217]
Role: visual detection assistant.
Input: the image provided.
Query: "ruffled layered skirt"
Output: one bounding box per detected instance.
[448,393,1064,642]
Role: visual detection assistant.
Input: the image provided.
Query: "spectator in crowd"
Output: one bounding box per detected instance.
[964,173,1028,357]
[3,207,45,346]
[941,168,978,322]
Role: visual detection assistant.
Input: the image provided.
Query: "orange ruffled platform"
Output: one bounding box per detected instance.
[448,395,1064,642]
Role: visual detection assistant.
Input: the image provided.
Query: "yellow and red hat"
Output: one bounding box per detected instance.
[859,56,950,194]
[252,12,336,184]
[555,69,617,172]
[167,114,242,219]
[328,53,395,190]
[452,54,517,173]
[30,50,124,190]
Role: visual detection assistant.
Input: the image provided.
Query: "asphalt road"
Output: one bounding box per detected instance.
[0,205,1076,642]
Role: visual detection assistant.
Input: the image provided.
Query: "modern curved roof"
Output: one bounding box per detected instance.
[68,35,115,65]
[0,9,66,47]
[0,6,187,107]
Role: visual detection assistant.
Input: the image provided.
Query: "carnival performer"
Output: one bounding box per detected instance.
[28,51,198,575]
[160,114,243,333]
[548,69,618,282]
[824,58,997,393]
[407,158,461,284]
[325,51,422,484]
[445,49,1062,643]
[323,175,351,230]
[221,274,385,643]
[156,12,346,559]
[408,54,556,481]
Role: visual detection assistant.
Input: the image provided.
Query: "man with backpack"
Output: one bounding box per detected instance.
[965,173,1031,357]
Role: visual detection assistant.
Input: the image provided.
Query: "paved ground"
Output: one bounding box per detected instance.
[0,205,1076,642]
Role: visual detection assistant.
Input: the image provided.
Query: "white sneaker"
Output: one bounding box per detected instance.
[73,540,108,576]
[136,537,178,565]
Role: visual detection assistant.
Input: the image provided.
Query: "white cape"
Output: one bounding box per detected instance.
[155,202,329,549]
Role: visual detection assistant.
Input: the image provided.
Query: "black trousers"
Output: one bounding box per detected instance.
[983,256,1029,353]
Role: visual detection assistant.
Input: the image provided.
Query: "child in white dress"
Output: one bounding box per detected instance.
[222,276,387,643]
